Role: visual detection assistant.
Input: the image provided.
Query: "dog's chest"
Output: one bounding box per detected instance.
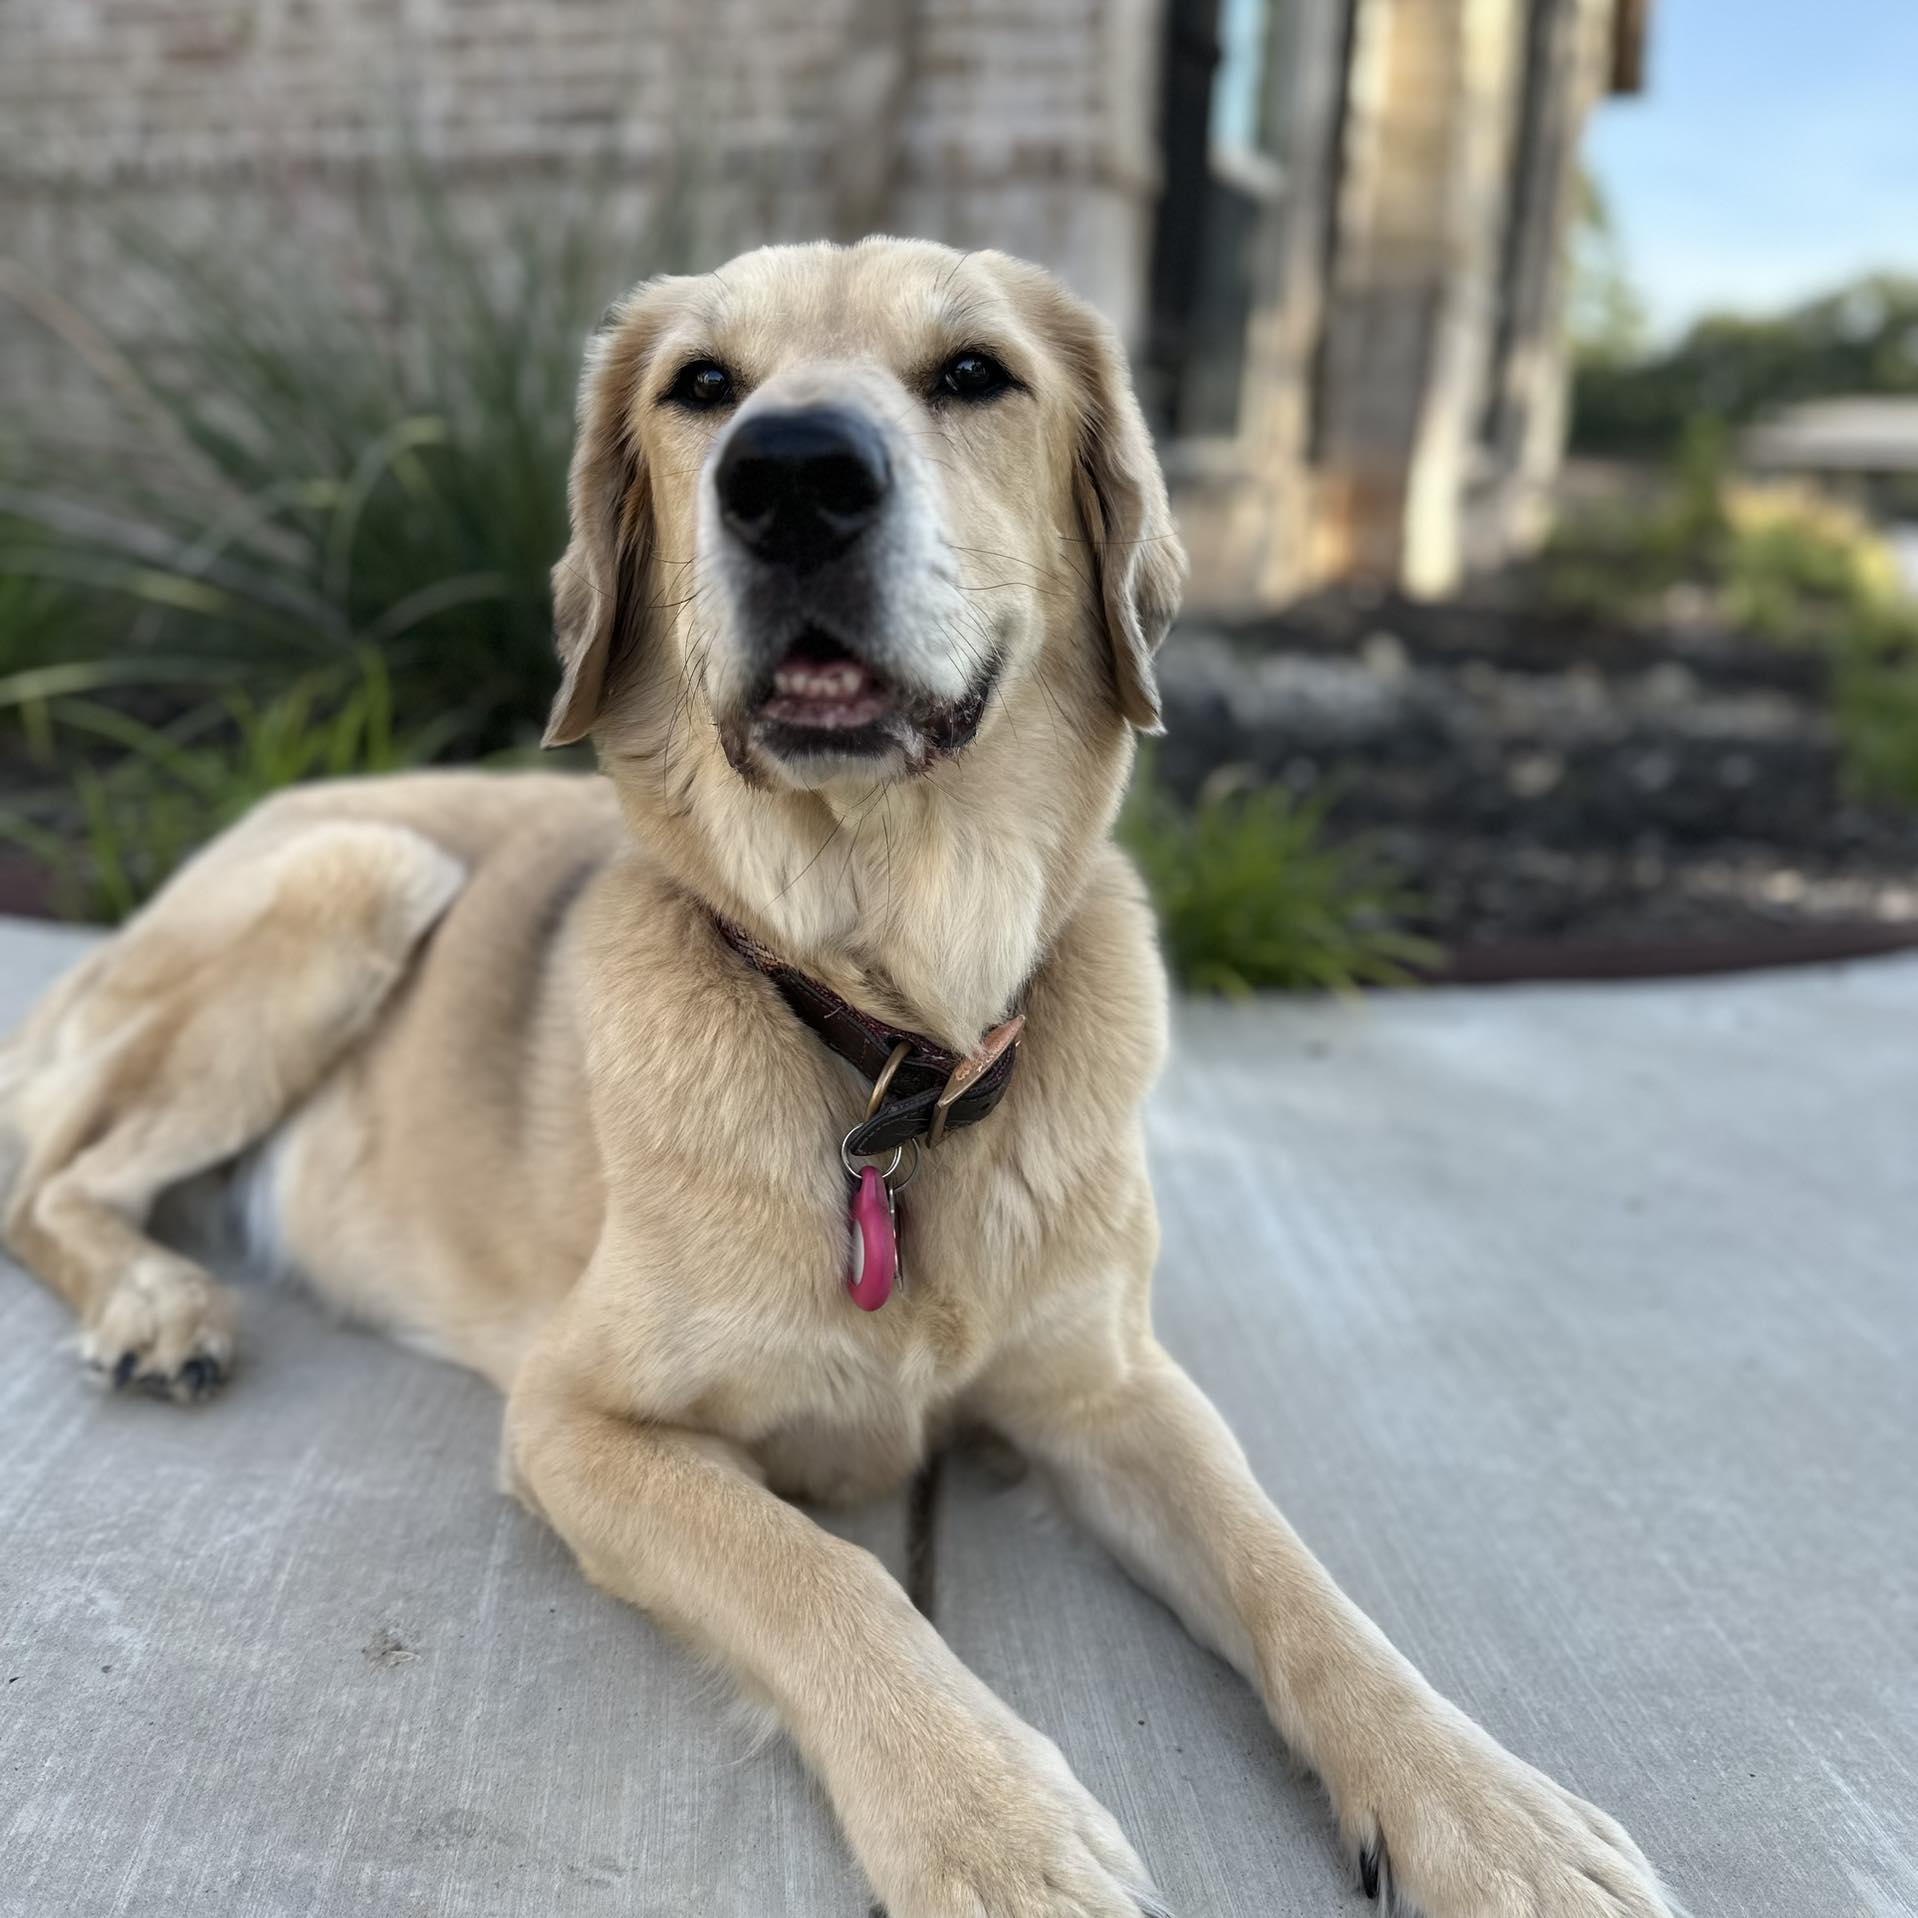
[674,1157,1042,1491]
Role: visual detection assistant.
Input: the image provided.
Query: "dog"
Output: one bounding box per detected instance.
[1,239,1677,1918]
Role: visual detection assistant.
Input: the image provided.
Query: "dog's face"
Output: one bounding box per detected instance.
[545,240,1185,797]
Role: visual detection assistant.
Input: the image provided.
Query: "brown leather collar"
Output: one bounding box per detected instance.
[715,918,1025,1155]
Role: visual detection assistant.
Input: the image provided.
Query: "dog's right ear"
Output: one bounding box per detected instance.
[543,287,669,749]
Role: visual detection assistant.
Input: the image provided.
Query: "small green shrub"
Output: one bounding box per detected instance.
[0,168,680,919]
[0,557,85,681]
[1120,763,1438,995]
[0,168,677,752]
[0,653,438,921]
[1544,457,1918,810]
[1537,422,1732,626]
[1537,501,1682,626]
[1724,519,1876,643]
[1717,485,1905,648]
[1836,638,1918,808]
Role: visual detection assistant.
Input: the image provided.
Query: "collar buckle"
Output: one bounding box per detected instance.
[929,1016,1026,1148]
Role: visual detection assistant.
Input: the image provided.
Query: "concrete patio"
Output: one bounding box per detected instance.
[2,915,1914,1918]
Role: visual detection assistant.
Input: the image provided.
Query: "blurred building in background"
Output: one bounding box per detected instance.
[1152,0,1647,605]
[1,0,1647,611]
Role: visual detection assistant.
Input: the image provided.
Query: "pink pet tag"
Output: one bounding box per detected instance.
[846,1166,898,1311]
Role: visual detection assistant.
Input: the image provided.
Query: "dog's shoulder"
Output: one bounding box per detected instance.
[1034,838,1170,1081]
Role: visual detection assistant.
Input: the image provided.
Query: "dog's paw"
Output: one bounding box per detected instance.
[80,1258,235,1404]
[858,1716,1162,1918]
[1339,1706,1674,1917]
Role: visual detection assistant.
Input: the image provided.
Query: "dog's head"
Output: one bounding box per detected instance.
[546,240,1185,789]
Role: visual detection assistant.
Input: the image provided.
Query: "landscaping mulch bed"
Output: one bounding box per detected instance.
[1157,591,1918,978]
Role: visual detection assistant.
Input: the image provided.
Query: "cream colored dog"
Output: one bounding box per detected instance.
[1,240,1677,1918]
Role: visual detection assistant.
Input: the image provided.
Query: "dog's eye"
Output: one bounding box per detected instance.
[664,360,735,410]
[934,351,1013,403]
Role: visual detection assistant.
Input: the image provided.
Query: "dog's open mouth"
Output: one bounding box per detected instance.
[759,628,897,734]
[743,626,1000,771]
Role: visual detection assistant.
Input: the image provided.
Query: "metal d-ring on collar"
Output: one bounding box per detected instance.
[866,1041,912,1121]
[841,1041,922,1190]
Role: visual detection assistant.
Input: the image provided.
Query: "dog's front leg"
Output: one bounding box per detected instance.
[975,1336,1677,1918]
[506,1350,1168,1918]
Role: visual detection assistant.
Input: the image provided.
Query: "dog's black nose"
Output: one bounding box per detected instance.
[715,408,891,571]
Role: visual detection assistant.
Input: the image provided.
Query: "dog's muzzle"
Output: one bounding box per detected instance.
[707,397,1000,776]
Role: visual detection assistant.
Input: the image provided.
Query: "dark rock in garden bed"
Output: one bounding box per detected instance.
[1157,594,1918,963]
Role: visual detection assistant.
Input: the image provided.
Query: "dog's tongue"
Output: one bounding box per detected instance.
[765,651,892,730]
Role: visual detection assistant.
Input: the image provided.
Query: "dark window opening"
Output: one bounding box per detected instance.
[1481,0,1558,454]
[1304,0,1360,465]
[1147,0,1295,441]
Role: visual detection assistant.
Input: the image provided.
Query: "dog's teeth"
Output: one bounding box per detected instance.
[774,661,869,698]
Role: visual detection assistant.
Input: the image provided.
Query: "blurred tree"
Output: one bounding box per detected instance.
[1572,271,1918,454]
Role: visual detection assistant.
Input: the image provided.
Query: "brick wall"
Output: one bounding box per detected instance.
[0,0,1164,419]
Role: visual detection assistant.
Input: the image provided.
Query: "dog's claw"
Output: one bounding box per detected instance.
[177,1354,222,1398]
[97,1347,227,1403]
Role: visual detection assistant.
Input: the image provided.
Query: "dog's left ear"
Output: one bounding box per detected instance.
[1030,280,1188,733]
[543,284,671,749]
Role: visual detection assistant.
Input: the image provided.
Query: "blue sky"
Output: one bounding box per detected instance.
[1584,0,1918,339]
